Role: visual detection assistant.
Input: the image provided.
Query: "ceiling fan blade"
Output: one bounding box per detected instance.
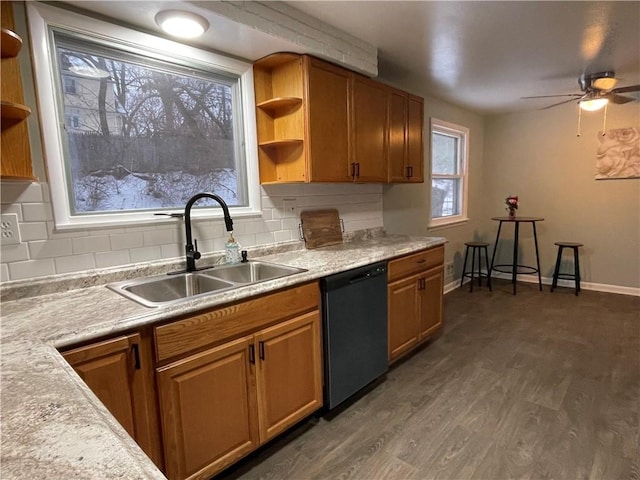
[610,84,640,94]
[605,93,636,104]
[521,94,582,99]
[540,98,580,110]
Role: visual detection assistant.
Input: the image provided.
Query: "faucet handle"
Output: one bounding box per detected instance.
[193,239,201,260]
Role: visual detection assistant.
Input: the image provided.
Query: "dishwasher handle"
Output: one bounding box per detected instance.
[349,271,373,284]
[322,261,387,291]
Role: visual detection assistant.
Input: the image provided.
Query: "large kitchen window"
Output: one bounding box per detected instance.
[429,118,469,227]
[27,3,259,229]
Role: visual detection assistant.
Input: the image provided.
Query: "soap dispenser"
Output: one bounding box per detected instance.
[224,232,241,264]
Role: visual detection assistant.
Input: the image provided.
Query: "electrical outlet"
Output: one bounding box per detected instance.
[282,198,297,217]
[445,261,454,278]
[1,213,21,246]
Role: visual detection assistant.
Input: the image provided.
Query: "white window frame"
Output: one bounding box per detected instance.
[27,3,261,231]
[429,118,469,228]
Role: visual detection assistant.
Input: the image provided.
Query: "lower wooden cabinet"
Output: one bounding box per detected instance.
[156,336,259,480]
[388,246,444,362]
[157,310,322,480]
[255,311,323,442]
[62,331,164,469]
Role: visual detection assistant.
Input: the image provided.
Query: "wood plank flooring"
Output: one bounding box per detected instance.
[219,280,640,480]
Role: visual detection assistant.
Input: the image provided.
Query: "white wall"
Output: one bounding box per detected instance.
[482,102,640,289]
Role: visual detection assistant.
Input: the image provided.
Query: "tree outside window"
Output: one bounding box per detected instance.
[28,1,260,230]
[430,118,469,227]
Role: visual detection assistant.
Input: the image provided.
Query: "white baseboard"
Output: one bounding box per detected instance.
[445,271,640,297]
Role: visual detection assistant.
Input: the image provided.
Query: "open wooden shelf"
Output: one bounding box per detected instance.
[1,101,31,123]
[1,28,22,58]
[256,97,302,115]
[258,139,304,149]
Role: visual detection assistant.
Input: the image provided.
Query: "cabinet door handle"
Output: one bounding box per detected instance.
[356,162,360,177]
[249,344,255,364]
[421,278,426,290]
[416,259,426,264]
[259,341,265,360]
[408,166,413,178]
[131,344,141,370]
[351,162,356,178]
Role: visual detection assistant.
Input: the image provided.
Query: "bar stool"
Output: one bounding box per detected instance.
[551,242,583,295]
[460,242,492,292]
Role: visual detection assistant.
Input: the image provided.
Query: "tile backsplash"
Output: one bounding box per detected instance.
[1,181,383,283]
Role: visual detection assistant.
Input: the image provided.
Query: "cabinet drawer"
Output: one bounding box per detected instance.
[388,245,444,282]
[155,282,320,364]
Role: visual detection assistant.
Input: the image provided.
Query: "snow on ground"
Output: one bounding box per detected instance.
[73,169,238,212]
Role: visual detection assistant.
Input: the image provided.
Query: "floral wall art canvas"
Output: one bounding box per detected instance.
[595,127,640,180]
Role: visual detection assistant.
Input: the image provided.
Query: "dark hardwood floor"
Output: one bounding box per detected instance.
[220,280,640,479]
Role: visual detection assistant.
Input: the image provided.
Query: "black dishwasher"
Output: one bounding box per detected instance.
[321,261,388,409]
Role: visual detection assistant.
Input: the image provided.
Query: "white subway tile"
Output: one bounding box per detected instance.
[55,254,96,274]
[29,238,73,259]
[160,243,182,259]
[255,232,275,246]
[234,234,256,248]
[274,230,293,243]
[143,229,175,247]
[129,246,162,263]
[22,203,53,222]
[264,220,282,232]
[1,244,29,262]
[72,235,111,254]
[8,259,56,280]
[110,232,144,250]
[0,263,9,282]
[0,182,44,204]
[95,250,131,268]
[261,208,273,221]
[244,221,265,234]
[19,222,48,241]
[282,218,299,230]
[0,204,22,219]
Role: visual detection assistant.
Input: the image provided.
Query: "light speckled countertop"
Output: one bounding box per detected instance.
[0,234,445,479]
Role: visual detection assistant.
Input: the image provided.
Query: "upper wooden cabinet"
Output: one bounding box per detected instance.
[388,89,424,183]
[253,53,423,184]
[350,74,388,182]
[1,2,36,181]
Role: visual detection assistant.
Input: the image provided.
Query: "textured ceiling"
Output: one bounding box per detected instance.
[61,1,640,114]
[285,1,640,114]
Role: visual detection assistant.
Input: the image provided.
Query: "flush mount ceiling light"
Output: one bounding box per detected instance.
[155,10,209,39]
[579,97,609,111]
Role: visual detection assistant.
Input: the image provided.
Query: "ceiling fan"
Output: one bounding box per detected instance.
[522,71,640,111]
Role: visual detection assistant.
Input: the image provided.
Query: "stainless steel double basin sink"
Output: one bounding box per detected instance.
[107,260,307,308]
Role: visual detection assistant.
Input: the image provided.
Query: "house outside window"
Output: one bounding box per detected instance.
[63,77,77,94]
[27,3,259,230]
[429,118,469,227]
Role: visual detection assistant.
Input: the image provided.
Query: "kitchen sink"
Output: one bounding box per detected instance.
[107,260,307,307]
[108,273,236,308]
[200,261,305,284]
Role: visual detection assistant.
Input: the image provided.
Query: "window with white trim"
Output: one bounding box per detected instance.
[27,3,260,230]
[429,118,469,227]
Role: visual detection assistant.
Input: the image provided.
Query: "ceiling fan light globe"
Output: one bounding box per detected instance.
[593,77,618,91]
[580,98,609,111]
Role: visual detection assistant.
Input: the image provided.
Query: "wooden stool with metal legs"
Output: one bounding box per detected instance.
[551,242,583,296]
[460,242,492,292]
